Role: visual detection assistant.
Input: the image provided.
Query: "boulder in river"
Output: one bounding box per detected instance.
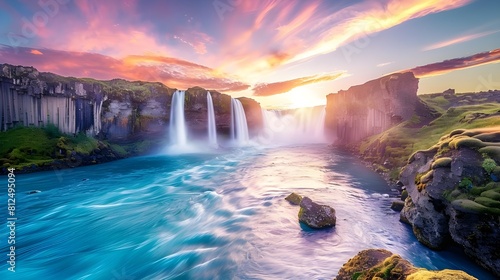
[391,200,405,211]
[298,197,336,229]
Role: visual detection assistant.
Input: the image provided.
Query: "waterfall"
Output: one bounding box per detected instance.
[230,98,249,146]
[169,90,188,146]
[259,106,326,145]
[207,91,218,147]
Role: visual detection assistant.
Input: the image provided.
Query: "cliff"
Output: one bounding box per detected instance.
[400,127,500,276]
[325,72,421,144]
[0,64,262,141]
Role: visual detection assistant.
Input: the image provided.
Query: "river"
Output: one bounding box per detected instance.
[0,144,495,279]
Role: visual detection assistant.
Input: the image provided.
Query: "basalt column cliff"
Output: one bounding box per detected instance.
[0,64,262,141]
[325,72,419,144]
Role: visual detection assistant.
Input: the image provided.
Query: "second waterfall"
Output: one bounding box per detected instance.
[207,91,218,147]
[230,98,249,146]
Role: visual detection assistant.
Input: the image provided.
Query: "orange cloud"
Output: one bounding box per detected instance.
[292,0,473,63]
[424,30,500,51]
[30,49,43,55]
[253,72,343,96]
[409,48,500,78]
[211,0,473,78]
[0,46,249,91]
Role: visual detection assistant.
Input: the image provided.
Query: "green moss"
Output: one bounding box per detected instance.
[72,134,99,155]
[458,178,473,190]
[473,131,500,142]
[449,137,485,150]
[352,271,363,280]
[449,129,466,137]
[401,190,408,201]
[359,102,500,169]
[474,197,500,208]
[110,144,128,157]
[407,269,477,280]
[481,189,500,200]
[482,158,497,174]
[479,146,500,162]
[431,157,452,169]
[452,199,500,215]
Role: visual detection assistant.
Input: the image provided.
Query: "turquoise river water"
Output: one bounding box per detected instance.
[0,144,495,279]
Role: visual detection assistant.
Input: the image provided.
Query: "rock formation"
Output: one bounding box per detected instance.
[325,72,420,144]
[400,127,500,276]
[285,192,303,205]
[0,64,262,141]
[298,197,336,229]
[335,249,477,280]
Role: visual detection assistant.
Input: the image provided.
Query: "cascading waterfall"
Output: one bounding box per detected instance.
[230,98,249,145]
[169,90,188,146]
[259,106,326,144]
[207,91,218,147]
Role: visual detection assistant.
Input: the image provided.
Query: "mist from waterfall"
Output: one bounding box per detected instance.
[169,90,188,147]
[230,98,249,146]
[259,106,326,145]
[207,91,218,147]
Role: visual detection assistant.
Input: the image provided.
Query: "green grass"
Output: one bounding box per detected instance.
[360,102,500,170]
[0,126,128,169]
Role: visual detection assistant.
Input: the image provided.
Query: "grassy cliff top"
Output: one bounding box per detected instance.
[360,91,500,177]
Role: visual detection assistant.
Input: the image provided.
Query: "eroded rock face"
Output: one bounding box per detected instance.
[298,197,336,229]
[400,128,500,276]
[325,72,421,144]
[335,249,477,280]
[0,64,262,141]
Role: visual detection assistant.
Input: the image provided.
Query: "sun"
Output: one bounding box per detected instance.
[287,88,326,108]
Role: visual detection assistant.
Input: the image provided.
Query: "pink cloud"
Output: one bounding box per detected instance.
[409,48,500,78]
[0,46,249,91]
[423,30,500,51]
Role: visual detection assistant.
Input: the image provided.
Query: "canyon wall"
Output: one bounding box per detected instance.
[0,64,262,141]
[325,72,419,144]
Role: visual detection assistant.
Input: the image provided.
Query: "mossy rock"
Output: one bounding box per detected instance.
[473,131,500,142]
[479,146,500,163]
[474,196,500,208]
[407,269,477,280]
[391,200,405,211]
[449,137,485,150]
[285,192,303,205]
[408,147,438,164]
[485,182,500,189]
[431,157,452,169]
[469,186,490,196]
[420,170,433,184]
[401,190,408,201]
[451,199,500,215]
[480,189,500,200]
[449,129,466,137]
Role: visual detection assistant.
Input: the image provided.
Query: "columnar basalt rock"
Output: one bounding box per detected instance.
[0,64,262,140]
[325,72,420,144]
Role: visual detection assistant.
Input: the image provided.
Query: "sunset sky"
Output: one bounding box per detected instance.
[0,0,499,108]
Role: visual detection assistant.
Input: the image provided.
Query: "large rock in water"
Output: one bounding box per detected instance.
[335,249,477,280]
[400,128,500,276]
[298,197,336,229]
